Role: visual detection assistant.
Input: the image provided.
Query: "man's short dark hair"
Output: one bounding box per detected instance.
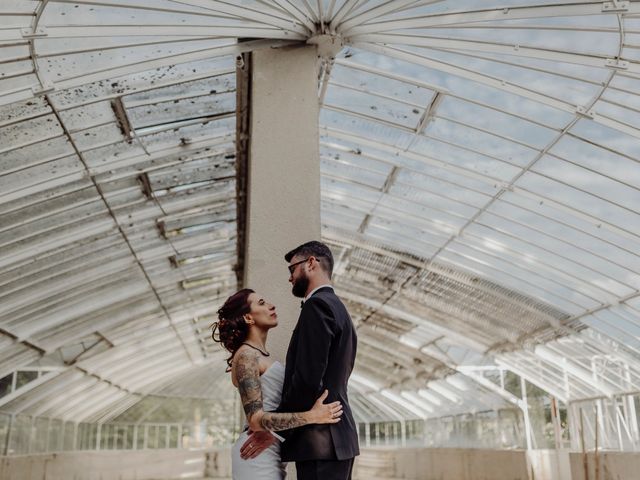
[285,241,334,278]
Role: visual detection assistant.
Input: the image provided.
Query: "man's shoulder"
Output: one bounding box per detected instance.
[307,290,352,321]
[307,288,341,306]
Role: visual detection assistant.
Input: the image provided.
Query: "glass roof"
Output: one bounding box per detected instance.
[1,0,640,424]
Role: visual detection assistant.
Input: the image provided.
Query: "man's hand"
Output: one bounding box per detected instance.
[240,430,277,459]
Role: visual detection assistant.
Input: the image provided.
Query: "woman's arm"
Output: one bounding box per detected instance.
[234,349,341,432]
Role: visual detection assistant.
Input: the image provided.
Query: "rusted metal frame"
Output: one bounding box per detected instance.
[234,51,251,288]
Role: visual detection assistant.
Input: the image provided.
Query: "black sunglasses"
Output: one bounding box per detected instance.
[287,257,310,274]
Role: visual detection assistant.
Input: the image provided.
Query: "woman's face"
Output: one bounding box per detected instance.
[245,292,278,330]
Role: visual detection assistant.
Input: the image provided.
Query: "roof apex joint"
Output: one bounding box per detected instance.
[307,33,344,59]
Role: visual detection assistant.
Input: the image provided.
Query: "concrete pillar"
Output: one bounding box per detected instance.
[243,46,321,362]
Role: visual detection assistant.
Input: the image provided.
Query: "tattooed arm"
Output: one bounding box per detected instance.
[234,347,343,432]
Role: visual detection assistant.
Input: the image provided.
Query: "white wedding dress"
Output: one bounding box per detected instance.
[231,361,287,479]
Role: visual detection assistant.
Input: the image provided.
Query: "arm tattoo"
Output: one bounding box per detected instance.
[235,350,314,432]
[235,350,264,422]
[260,412,309,431]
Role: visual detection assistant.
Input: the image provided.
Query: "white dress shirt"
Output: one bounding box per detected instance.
[303,284,333,303]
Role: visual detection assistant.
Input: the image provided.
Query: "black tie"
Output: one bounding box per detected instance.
[300,301,304,309]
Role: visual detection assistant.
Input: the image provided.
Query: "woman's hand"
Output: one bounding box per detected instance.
[308,389,343,424]
[240,430,277,459]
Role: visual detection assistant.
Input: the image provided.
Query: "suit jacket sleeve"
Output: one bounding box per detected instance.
[281,297,335,411]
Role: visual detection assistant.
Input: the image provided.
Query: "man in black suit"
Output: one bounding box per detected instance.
[241,241,359,479]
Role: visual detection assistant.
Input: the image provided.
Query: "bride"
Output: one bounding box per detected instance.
[213,288,343,479]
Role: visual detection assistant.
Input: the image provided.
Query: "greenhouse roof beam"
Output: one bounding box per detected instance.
[341,2,639,36]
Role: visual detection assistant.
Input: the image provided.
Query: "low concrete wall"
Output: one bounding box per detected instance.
[569,451,640,480]
[354,448,640,480]
[3,447,530,480]
[0,448,231,480]
[354,447,530,480]
[3,447,640,480]
[528,449,572,480]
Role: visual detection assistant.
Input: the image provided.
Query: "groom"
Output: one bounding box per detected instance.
[241,240,360,479]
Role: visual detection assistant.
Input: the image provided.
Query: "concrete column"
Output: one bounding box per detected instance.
[244,46,320,362]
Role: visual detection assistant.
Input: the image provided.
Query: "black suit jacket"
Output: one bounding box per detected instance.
[278,287,360,462]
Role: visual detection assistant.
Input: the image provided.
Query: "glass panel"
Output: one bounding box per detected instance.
[596,100,640,130]
[378,194,467,232]
[9,415,32,455]
[331,63,436,106]
[437,249,585,314]
[438,96,557,148]
[157,425,168,449]
[417,47,604,106]
[324,84,425,130]
[387,183,479,218]
[322,156,389,190]
[125,425,134,450]
[147,425,158,449]
[533,155,640,213]
[16,371,38,389]
[98,424,108,450]
[0,413,10,455]
[515,172,640,238]
[424,117,539,166]
[489,198,640,277]
[396,169,491,207]
[113,425,125,450]
[136,425,145,450]
[410,135,522,181]
[571,119,640,161]
[76,423,86,451]
[169,425,179,449]
[30,417,48,453]
[468,213,636,296]
[129,91,235,131]
[320,109,415,149]
[48,418,63,452]
[63,422,75,451]
[500,191,640,255]
[0,373,12,398]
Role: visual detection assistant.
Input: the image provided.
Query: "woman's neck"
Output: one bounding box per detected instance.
[245,329,267,350]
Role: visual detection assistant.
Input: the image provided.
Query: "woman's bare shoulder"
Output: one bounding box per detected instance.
[230,345,260,386]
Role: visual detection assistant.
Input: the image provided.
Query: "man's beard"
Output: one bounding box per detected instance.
[291,274,309,298]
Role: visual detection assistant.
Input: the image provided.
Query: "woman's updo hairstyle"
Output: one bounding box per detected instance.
[212,288,254,370]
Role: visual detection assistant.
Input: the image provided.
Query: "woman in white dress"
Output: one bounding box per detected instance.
[213,288,343,480]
